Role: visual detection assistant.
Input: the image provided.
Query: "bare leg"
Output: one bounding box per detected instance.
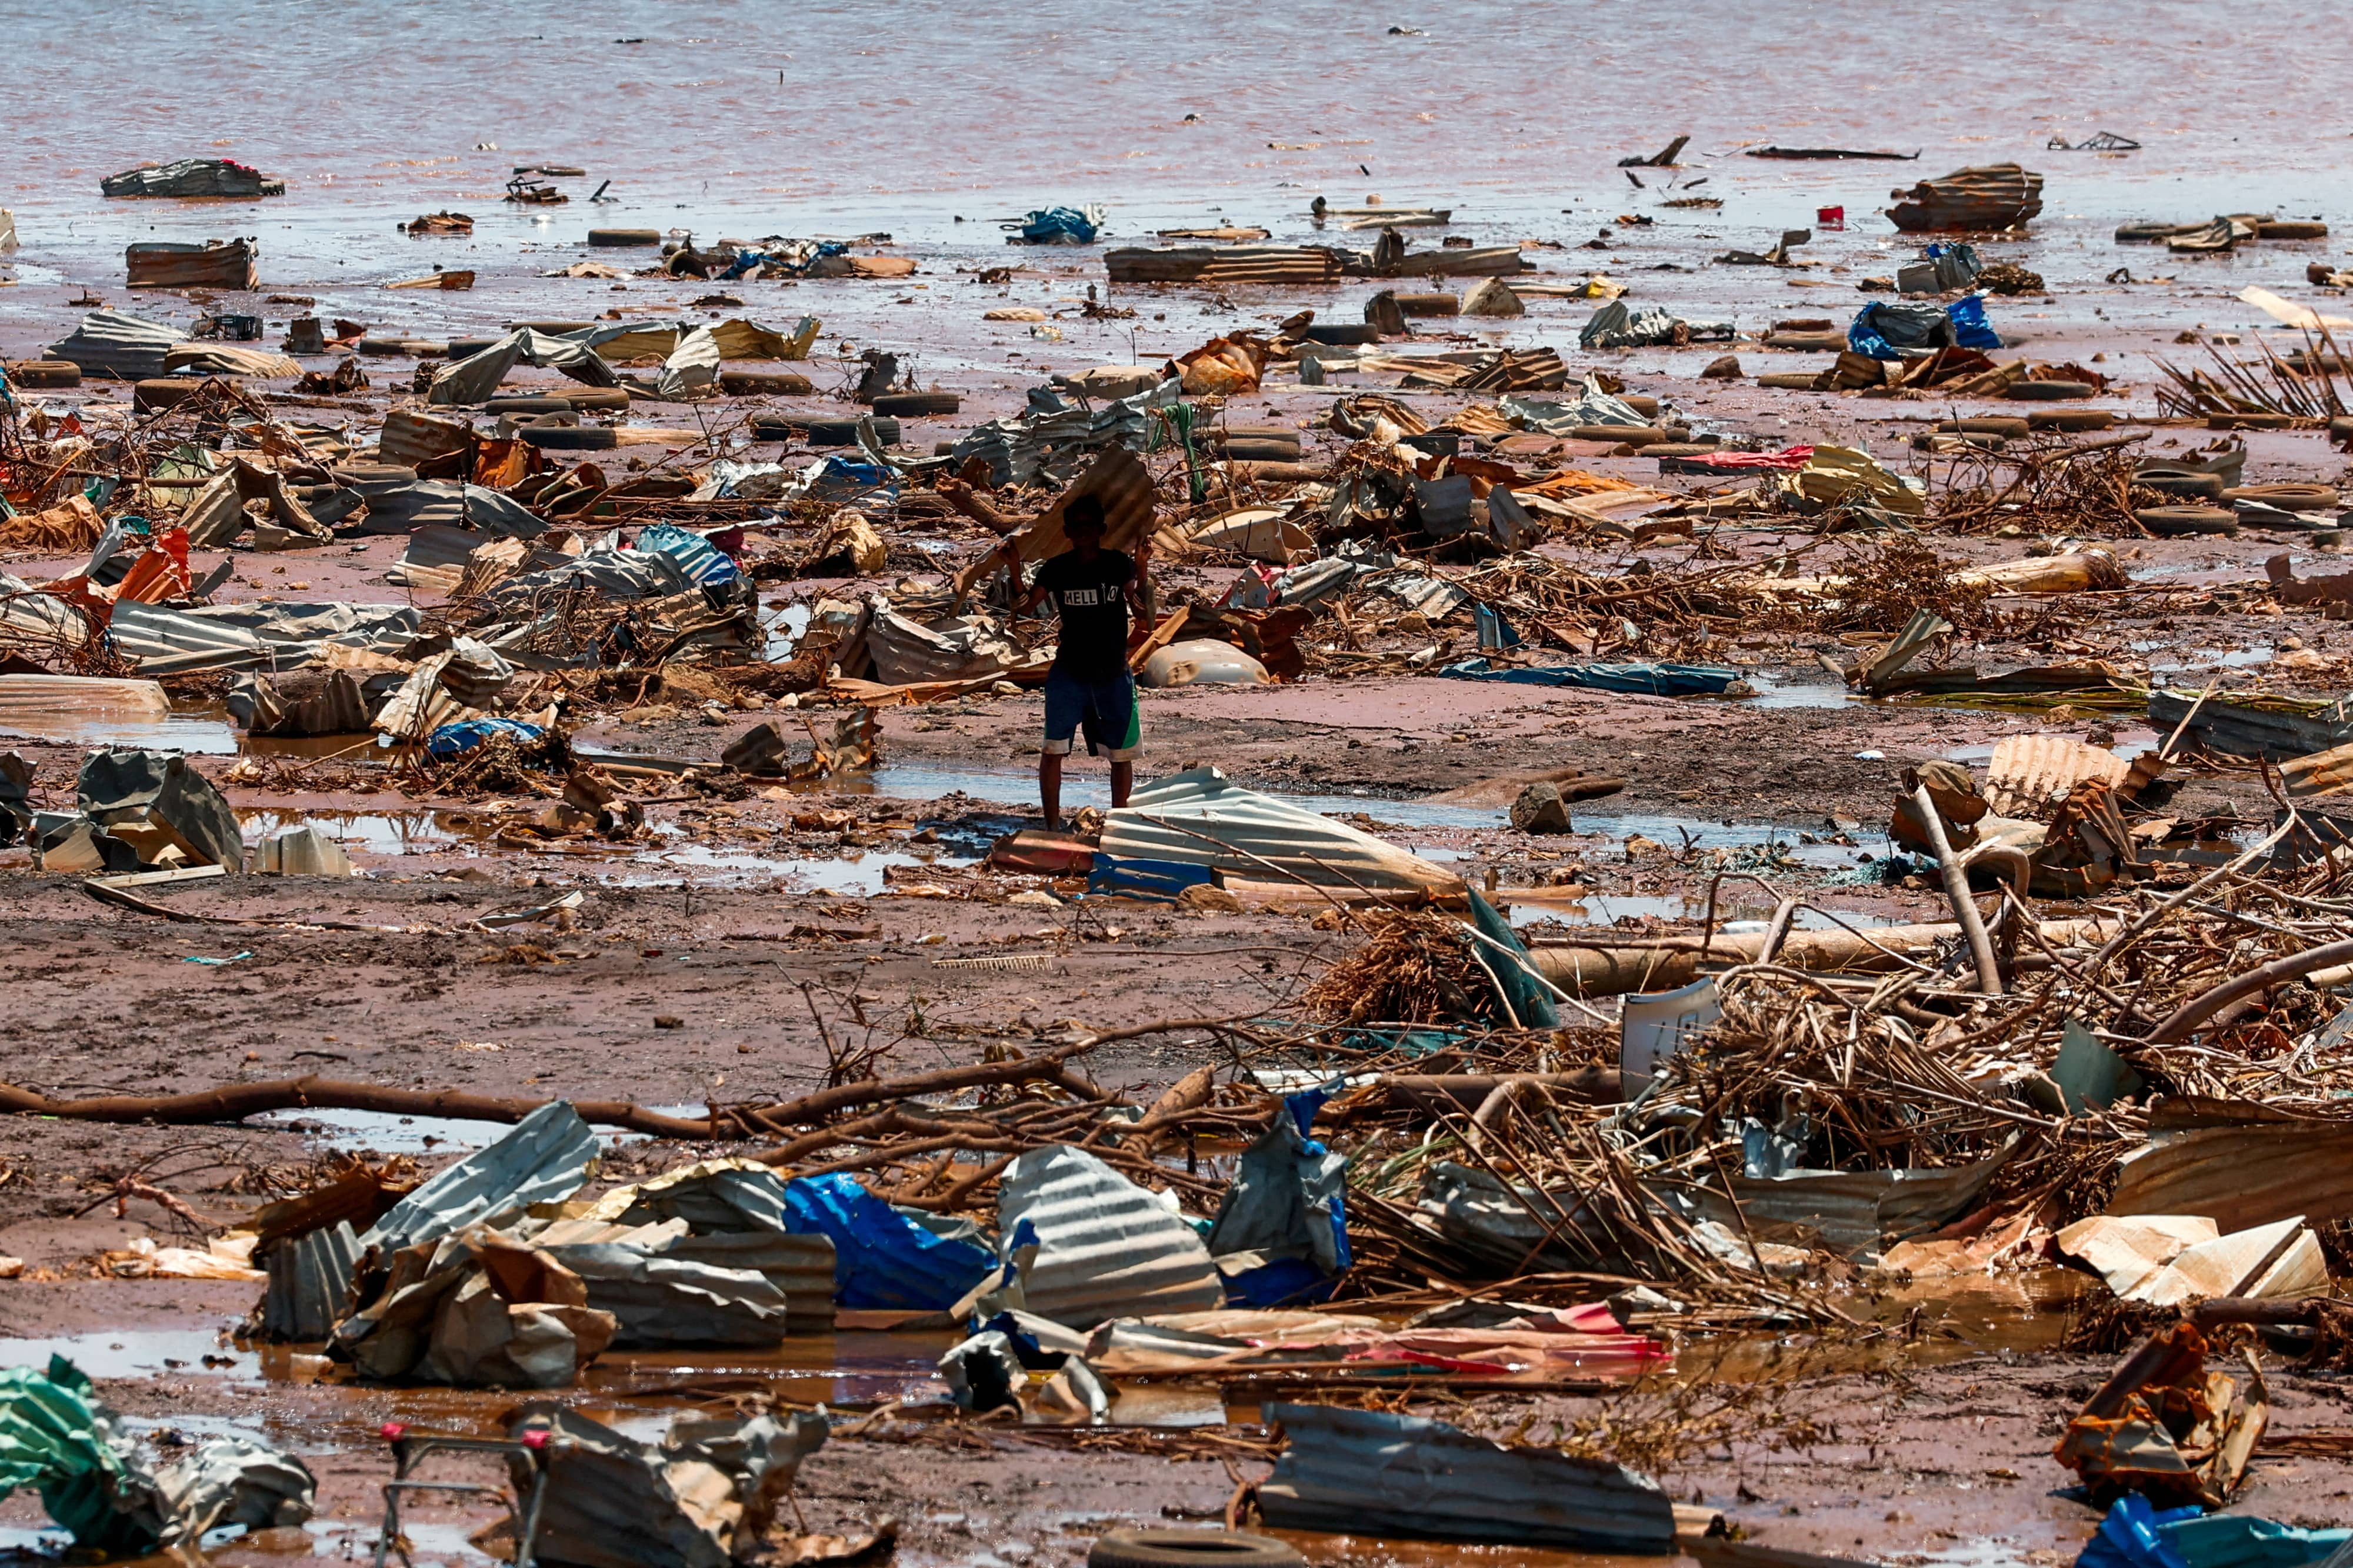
[1040,751,1063,828]
[1110,759,1134,809]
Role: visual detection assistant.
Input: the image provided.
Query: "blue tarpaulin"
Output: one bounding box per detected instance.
[424,719,546,759]
[636,523,741,585]
[1440,658,1743,697]
[783,1173,998,1311]
[2078,1496,2350,1568]
[1208,1079,1350,1307]
[1849,295,1999,359]
[1086,855,1217,903]
[1016,207,1103,245]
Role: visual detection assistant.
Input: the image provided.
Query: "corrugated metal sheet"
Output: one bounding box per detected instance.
[0,675,171,724]
[2283,739,2353,799]
[164,343,299,377]
[359,1102,599,1255]
[126,239,256,291]
[106,601,275,675]
[2148,688,2353,762]
[1710,1157,2008,1257]
[102,159,275,199]
[1259,1402,1678,1553]
[542,1241,798,1347]
[866,605,1024,685]
[362,481,546,539]
[1105,246,1344,286]
[1366,245,1531,279]
[2110,1116,2353,1233]
[658,1230,836,1330]
[996,1146,1222,1329]
[571,1160,835,1328]
[46,311,180,380]
[378,410,474,469]
[1986,735,2132,819]
[260,1221,359,1340]
[1101,766,1464,895]
[1889,163,2044,232]
[950,379,1180,488]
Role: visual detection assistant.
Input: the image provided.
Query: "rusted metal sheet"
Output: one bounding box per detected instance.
[1258,1402,1678,1553]
[996,1146,1223,1328]
[126,239,257,291]
[2283,739,2353,798]
[1105,246,1345,286]
[1985,734,2136,819]
[1888,163,2044,232]
[102,158,281,199]
[164,343,298,377]
[378,410,475,469]
[2109,1106,2353,1232]
[0,674,172,727]
[2149,687,2353,762]
[260,1221,359,1340]
[1362,245,1531,279]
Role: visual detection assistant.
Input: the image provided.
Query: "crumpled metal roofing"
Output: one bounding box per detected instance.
[1258,1402,1677,1553]
[538,1237,798,1347]
[45,311,180,381]
[1985,733,2135,819]
[105,602,277,676]
[259,1221,359,1340]
[995,1145,1222,1328]
[951,379,1180,486]
[865,603,1023,685]
[1101,766,1464,894]
[362,481,547,539]
[359,1102,598,1255]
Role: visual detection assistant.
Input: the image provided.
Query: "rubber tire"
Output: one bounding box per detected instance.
[2227,483,2339,511]
[2026,409,2115,432]
[2136,505,2239,537]
[1216,438,1304,462]
[719,370,814,396]
[8,360,81,389]
[2138,472,2228,501]
[2004,379,2094,401]
[486,396,576,415]
[520,424,617,451]
[804,416,901,446]
[587,228,661,246]
[1304,322,1379,346]
[1939,416,2029,436]
[870,391,961,416]
[1087,1530,1302,1568]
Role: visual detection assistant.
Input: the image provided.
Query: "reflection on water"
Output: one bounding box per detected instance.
[0,1329,250,1382]
[0,713,239,755]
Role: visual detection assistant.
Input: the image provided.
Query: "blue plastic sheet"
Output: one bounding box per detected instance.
[783,1173,997,1311]
[1849,296,1999,359]
[1085,855,1216,903]
[1439,658,1743,697]
[1018,207,1101,244]
[2078,1496,2350,1568]
[424,719,547,759]
[636,523,741,585]
[1210,1078,1350,1307]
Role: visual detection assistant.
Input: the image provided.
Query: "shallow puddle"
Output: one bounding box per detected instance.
[0,712,239,755]
[0,1329,251,1382]
[249,1106,700,1154]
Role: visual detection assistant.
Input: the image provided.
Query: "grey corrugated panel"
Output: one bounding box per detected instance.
[1105,246,1344,285]
[866,606,1022,685]
[359,1102,598,1254]
[1259,1402,1678,1553]
[544,1244,795,1347]
[261,1220,359,1340]
[182,601,421,647]
[106,601,269,669]
[1711,1157,2008,1257]
[996,1146,1221,1329]
[659,1230,836,1330]
[1099,766,1464,894]
[2148,688,2353,762]
[949,379,1179,487]
[363,482,547,540]
[45,311,181,380]
[585,1161,835,1329]
[486,547,689,605]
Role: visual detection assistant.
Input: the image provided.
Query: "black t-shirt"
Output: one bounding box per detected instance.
[1035,548,1135,682]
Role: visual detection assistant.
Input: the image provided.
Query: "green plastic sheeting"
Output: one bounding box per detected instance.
[0,1356,155,1553]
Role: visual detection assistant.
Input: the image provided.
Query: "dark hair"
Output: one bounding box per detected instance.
[1064,494,1107,535]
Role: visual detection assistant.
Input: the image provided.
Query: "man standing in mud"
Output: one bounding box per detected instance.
[1002,495,1148,828]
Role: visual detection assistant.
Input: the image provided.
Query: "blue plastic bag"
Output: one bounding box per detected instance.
[1946,293,2001,349]
[1085,855,1216,903]
[1018,207,1101,245]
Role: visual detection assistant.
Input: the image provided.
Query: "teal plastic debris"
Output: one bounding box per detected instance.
[2054,1017,2145,1114]
[2079,1494,2351,1568]
[1467,888,1558,1029]
[1439,658,1743,697]
[1014,206,1105,245]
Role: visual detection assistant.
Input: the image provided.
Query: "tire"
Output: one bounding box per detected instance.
[1304,322,1379,346]
[1216,438,1304,462]
[2138,472,2227,501]
[871,391,961,416]
[1939,416,2029,436]
[2227,483,2339,511]
[519,424,617,451]
[1573,424,1666,445]
[2027,409,2115,431]
[804,416,900,446]
[7,360,81,389]
[1087,1530,1302,1568]
[719,370,813,396]
[2004,379,2094,401]
[486,396,575,414]
[587,228,661,246]
[2113,223,2178,243]
[2136,505,2239,537]
[445,339,500,359]
[1395,292,1458,316]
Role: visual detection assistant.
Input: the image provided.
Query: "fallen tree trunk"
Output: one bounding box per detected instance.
[1529,916,2121,997]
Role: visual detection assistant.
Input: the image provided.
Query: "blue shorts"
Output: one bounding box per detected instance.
[1042,669,1141,760]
